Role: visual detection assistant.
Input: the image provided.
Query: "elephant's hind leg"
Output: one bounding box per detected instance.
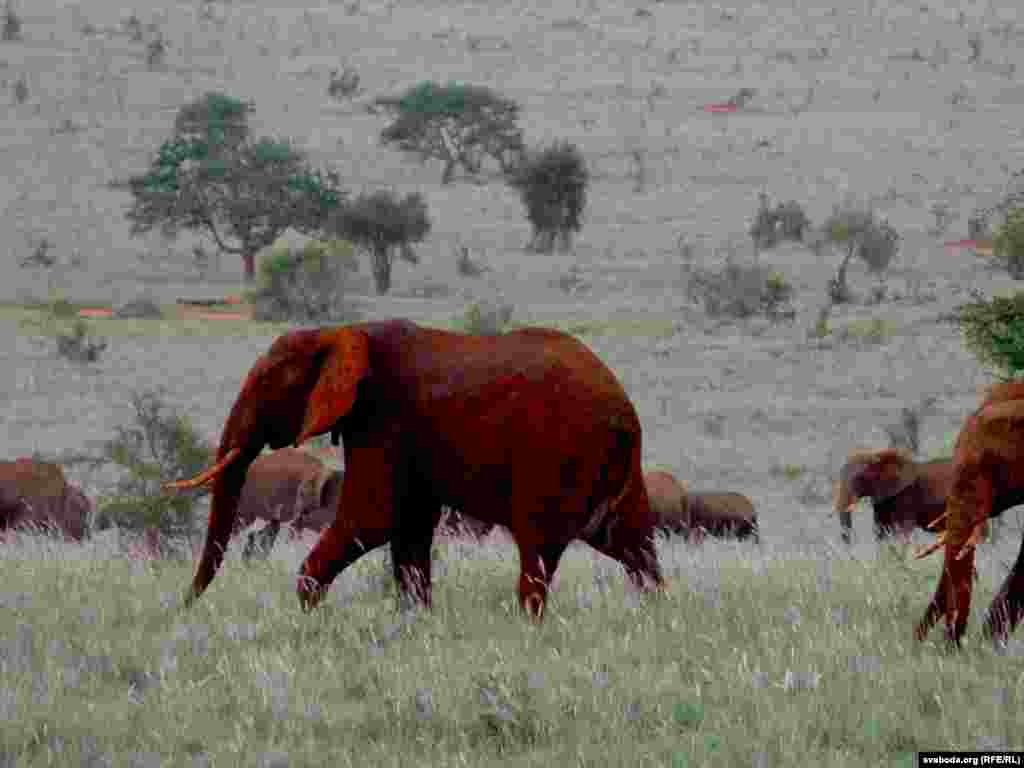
[391,501,442,610]
[584,485,664,592]
[984,534,1024,646]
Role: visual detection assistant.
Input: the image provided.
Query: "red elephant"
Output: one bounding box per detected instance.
[914,382,1024,648]
[834,449,956,544]
[167,319,664,621]
[644,471,758,542]
[0,458,90,540]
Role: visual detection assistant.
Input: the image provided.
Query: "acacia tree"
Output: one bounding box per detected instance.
[376,81,524,184]
[329,190,430,294]
[822,202,900,303]
[115,92,345,281]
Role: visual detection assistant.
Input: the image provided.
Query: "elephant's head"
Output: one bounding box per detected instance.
[166,326,372,605]
[834,448,918,542]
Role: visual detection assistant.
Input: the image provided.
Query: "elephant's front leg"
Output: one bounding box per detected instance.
[298,448,396,611]
[984,535,1024,646]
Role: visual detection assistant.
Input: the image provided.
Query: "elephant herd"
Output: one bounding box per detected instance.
[6,319,1024,650]
[0,451,755,559]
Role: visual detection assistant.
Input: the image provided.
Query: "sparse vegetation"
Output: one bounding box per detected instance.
[377,81,524,184]
[145,34,166,71]
[454,243,487,278]
[328,66,360,100]
[687,260,795,322]
[823,202,900,303]
[327,190,430,294]
[1,0,22,42]
[12,74,27,104]
[835,317,890,345]
[749,193,810,251]
[992,207,1024,279]
[508,140,588,254]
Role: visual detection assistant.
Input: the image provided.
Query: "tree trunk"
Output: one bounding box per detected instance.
[242,251,256,282]
[372,246,392,294]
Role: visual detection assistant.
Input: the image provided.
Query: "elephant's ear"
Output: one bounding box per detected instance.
[295,329,371,447]
[317,470,344,509]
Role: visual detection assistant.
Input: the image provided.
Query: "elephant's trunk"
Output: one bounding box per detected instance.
[168,403,266,606]
[833,472,856,544]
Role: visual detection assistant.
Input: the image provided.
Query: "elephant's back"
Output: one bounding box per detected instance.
[1,459,68,498]
[644,471,686,528]
[687,491,756,522]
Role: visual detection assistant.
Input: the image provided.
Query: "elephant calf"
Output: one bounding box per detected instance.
[686,491,759,542]
[644,471,758,542]
[0,458,90,540]
[235,448,343,559]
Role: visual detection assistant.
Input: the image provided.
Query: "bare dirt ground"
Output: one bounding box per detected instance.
[3,0,1024,566]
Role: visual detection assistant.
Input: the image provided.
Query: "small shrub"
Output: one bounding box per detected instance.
[94,388,213,552]
[145,36,166,70]
[55,319,107,363]
[462,302,512,335]
[508,140,588,254]
[12,75,27,104]
[2,1,21,42]
[749,193,809,250]
[687,260,795,322]
[455,244,487,277]
[992,207,1024,279]
[251,239,359,322]
[328,66,360,100]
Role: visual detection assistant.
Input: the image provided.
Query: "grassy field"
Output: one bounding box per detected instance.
[1,530,1021,768]
[4,0,1024,764]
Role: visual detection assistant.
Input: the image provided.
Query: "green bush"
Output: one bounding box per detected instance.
[954,289,1024,379]
[508,140,588,254]
[252,239,359,322]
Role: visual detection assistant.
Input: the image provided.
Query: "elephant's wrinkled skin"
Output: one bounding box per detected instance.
[913,382,1024,649]
[0,458,90,540]
[167,319,664,621]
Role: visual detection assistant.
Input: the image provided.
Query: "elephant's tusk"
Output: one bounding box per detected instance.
[926,511,948,530]
[164,447,242,491]
[913,533,948,560]
[955,521,987,560]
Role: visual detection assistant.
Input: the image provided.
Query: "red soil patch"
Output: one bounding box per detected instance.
[77,301,256,322]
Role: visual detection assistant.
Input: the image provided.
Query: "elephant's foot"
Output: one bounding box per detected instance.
[297,574,326,612]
